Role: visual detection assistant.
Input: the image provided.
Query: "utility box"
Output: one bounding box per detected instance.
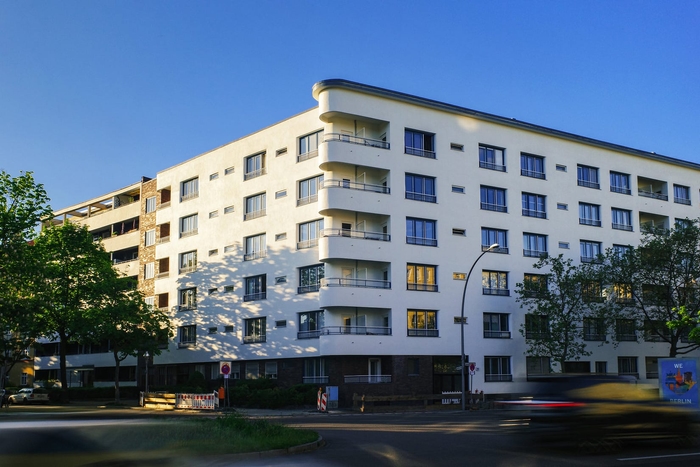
[326,386,339,409]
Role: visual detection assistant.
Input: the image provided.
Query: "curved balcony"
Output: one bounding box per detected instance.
[319,278,393,309]
[319,136,391,171]
[319,229,393,262]
[318,181,390,216]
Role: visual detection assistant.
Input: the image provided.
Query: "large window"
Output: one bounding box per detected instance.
[407,309,438,337]
[523,273,548,297]
[527,357,551,377]
[179,213,198,238]
[298,219,323,249]
[482,270,509,296]
[178,288,197,311]
[521,153,545,179]
[479,145,506,172]
[303,358,328,384]
[521,192,546,219]
[613,244,632,258]
[481,228,508,253]
[299,130,323,162]
[483,313,510,338]
[179,250,197,274]
[144,262,154,280]
[577,164,600,189]
[244,275,266,301]
[611,208,633,231]
[298,311,324,339]
[298,175,323,206]
[480,186,507,213]
[582,281,603,302]
[244,234,266,261]
[484,356,512,382]
[244,152,266,180]
[616,319,637,341]
[580,240,602,263]
[406,264,437,292]
[244,193,266,220]
[180,177,199,202]
[145,196,156,213]
[579,202,601,227]
[404,129,435,158]
[298,264,324,293]
[583,318,606,341]
[674,184,691,205]
[244,317,266,343]
[405,173,436,203]
[525,314,549,339]
[618,357,638,377]
[144,229,155,247]
[610,171,631,195]
[406,217,437,246]
[523,233,547,258]
[178,325,196,346]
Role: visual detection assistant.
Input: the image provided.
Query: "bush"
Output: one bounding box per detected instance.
[228,381,317,409]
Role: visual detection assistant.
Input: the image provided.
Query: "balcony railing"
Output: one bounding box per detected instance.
[322,228,390,242]
[244,168,267,181]
[583,334,606,341]
[322,326,392,336]
[522,209,546,219]
[321,278,391,289]
[113,257,138,265]
[480,161,506,172]
[675,197,692,205]
[172,304,197,313]
[407,329,439,337]
[406,191,437,203]
[521,169,545,179]
[483,245,509,254]
[302,376,329,384]
[243,250,267,261]
[179,265,197,274]
[297,239,319,250]
[579,218,602,227]
[638,190,668,201]
[485,374,513,382]
[577,179,600,189]
[180,229,198,238]
[646,371,659,379]
[480,202,507,213]
[244,209,266,220]
[157,235,170,244]
[612,223,633,231]
[297,284,320,294]
[483,288,510,296]
[158,201,171,210]
[324,132,390,149]
[523,249,546,258]
[484,330,511,338]
[155,271,170,279]
[321,179,390,194]
[297,149,318,163]
[616,333,637,342]
[243,335,266,344]
[297,194,318,206]
[610,185,631,195]
[405,146,436,159]
[180,192,199,202]
[243,292,267,301]
[406,236,437,246]
[407,283,438,292]
[297,330,322,339]
[344,374,392,383]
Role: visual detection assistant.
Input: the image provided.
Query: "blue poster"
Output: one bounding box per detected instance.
[658,358,698,406]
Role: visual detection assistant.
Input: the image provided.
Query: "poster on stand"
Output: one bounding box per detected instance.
[658,358,698,407]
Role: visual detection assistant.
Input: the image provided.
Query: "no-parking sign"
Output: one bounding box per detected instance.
[220,361,231,376]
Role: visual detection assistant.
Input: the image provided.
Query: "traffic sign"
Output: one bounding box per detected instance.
[220,362,231,375]
[468,362,476,375]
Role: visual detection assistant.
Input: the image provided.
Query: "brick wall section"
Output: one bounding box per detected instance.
[139,179,157,297]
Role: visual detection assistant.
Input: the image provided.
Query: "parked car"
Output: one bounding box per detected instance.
[9,387,50,405]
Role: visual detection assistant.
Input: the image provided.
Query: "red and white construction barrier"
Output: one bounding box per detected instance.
[176,393,218,410]
[317,388,328,412]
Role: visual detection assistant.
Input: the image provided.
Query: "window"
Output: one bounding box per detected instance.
[209,172,219,181]
[676,218,693,230]
[179,250,197,274]
[299,130,323,162]
[452,185,465,194]
[406,218,437,246]
[523,233,547,258]
[407,309,438,337]
[144,262,154,280]
[224,205,234,214]
[246,362,260,379]
[298,219,323,249]
[405,173,436,203]
[452,228,466,236]
[557,203,568,210]
[407,264,437,292]
[276,147,287,157]
[481,228,508,253]
[674,184,691,205]
[224,285,234,293]
[225,166,235,175]
[613,244,632,258]
[299,311,324,339]
[275,276,287,284]
[479,145,506,172]
[405,129,435,159]
[480,186,507,213]
[244,152,265,180]
[577,165,600,189]
[527,357,551,377]
[178,325,196,347]
[244,317,266,343]
[583,318,606,341]
[523,273,548,297]
[178,288,197,311]
[644,319,671,342]
[610,171,631,195]
[559,242,570,249]
[144,229,155,247]
[275,232,287,241]
[244,193,266,220]
[521,153,545,179]
[579,202,601,227]
[483,313,510,338]
[525,314,549,339]
[275,189,287,199]
[408,358,420,376]
[580,240,602,263]
[618,357,638,377]
[223,244,235,254]
[298,174,323,206]
[244,275,266,301]
[265,362,278,379]
[450,143,464,151]
[208,249,218,257]
[208,288,217,295]
[145,196,156,213]
[521,192,546,218]
[179,214,198,238]
[208,327,217,334]
[20,372,28,386]
[209,210,219,219]
[616,319,637,341]
[299,264,324,293]
[484,356,512,382]
[482,270,509,296]
[611,208,633,231]
[180,177,199,201]
[224,325,234,333]
[244,234,266,261]
[556,164,567,172]
[304,358,328,384]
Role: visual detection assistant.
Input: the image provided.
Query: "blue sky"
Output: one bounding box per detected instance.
[1,1,698,211]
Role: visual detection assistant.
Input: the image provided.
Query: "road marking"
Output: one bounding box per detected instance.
[618,452,700,461]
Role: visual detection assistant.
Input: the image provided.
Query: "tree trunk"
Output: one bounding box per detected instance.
[58,331,69,403]
[113,349,121,404]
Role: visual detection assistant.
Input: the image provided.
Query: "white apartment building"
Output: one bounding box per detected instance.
[36,80,700,406]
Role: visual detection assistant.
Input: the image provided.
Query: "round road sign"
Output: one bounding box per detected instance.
[221,363,231,375]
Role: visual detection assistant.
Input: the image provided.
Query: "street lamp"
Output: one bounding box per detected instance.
[460,243,499,411]
[144,351,149,395]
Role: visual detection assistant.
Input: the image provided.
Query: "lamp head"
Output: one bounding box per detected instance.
[488,243,500,251]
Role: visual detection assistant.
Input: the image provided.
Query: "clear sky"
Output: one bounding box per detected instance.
[1,1,698,211]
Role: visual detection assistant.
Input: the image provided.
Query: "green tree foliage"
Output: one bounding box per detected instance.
[516,254,615,372]
[0,171,52,388]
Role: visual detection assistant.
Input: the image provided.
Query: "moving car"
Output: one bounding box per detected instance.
[8,387,50,404]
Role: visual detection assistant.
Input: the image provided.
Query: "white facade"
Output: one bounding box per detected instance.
[38,80,700,400]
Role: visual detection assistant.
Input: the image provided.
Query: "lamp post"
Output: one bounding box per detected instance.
[144,351,149,395]
[460,243,499,411]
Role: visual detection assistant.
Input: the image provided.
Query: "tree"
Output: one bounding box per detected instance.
[516,254,615,373]
[608,220,700,357]
[91,278,171,403]
[0,171,52,388]
[33,222,116,400]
